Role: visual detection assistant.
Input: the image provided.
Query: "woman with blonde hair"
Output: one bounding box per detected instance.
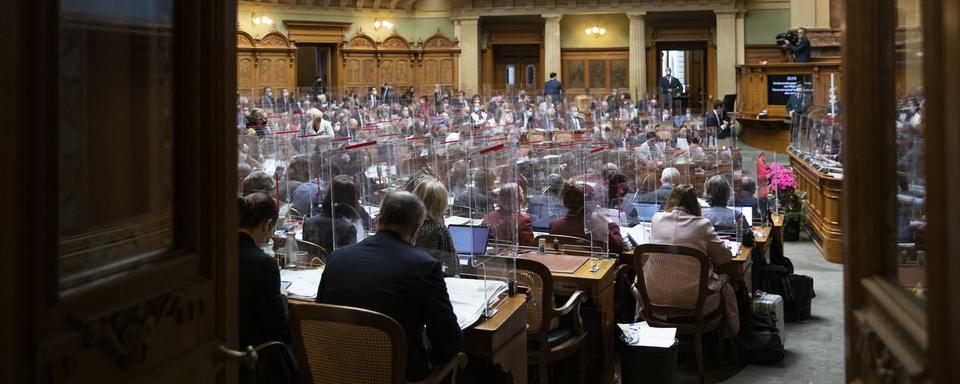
[413,178,459,276]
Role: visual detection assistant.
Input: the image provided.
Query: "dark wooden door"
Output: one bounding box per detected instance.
[493,44,541,93]
[3,1,239,383]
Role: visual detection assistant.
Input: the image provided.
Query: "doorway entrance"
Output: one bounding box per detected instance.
[656,41,708,113]
[297,44,336,92]
[493,44,540,93]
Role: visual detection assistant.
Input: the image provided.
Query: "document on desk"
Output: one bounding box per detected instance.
[444,216,484,227]
[621,224,651,246]
[444,277,509,330]
[617,321,677,348]
[280,268,325,301]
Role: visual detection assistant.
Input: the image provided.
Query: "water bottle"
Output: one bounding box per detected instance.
[285,230,299,268]
[538,238,546,255]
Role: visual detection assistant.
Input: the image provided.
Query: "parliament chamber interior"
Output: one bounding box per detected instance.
[6,0,960,383]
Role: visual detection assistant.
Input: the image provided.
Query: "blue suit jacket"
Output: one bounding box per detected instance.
[543,79,563,101]
[317,231,462,381]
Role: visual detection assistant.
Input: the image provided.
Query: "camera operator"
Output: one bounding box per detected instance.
[780,27,811,62]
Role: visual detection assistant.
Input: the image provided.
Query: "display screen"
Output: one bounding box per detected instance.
[767,74,812,105]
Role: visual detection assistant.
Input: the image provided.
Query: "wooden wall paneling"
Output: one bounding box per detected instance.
[560,49,628,97]
[236,30,296,101]
[342,31,460,98]
[745,44,785,64]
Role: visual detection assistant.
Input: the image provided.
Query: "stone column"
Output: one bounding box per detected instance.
[455,16,480,94]
[628,12,647,97]
[736,10,746,65]
[715,10,737,98]
[542,14,563,83]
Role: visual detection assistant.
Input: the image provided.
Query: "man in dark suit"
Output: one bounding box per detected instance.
[276,88,297,113]
[786,81,813,118]
[705,100,727,145]
[380,81,392,104]
[316,191,462,382]
[543,72,564,104]
[658,68,684,101]
[260,87,276,109]
[782,27,812,62]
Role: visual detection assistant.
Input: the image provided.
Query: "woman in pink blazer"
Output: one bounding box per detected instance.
[634,184,740,337]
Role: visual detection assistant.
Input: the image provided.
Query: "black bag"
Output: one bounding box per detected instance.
[759,265,790,296]
[784,274,815,322]
[736,311,785,365]
[771,255,795,274]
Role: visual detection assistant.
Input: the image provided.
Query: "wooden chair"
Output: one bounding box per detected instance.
[554,131,574,142]
[527,131,546,143]
[290,303,468,384]
[515,258,588,384]
[631,244,726,384]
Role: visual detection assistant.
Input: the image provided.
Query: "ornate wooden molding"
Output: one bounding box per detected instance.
[78,291,186,368]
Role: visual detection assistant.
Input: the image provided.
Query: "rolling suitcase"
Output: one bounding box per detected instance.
[751,291,786,347]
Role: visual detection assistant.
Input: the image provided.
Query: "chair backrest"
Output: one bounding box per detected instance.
[290,303,407,384]
[513,258,554,336]
[555,131,574,142]
[631,244,712,322]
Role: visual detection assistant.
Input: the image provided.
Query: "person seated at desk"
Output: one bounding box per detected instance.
[483,183,535,247]
[242,171,276,198]
[278,155,309,203]
[602,163,628,208]
[238,193,296,384]
[317,191,462,382]
[686,136,707,163]
[302,175,365,252]
[412,179,460,276]
[452,169,494,219]
[636,131,665,165]
[637,185,739,336]
[702,175,747,234]
[734,176,761,215]
[654,167,680,204]
[291,152,331,217]
[549,182,625,253]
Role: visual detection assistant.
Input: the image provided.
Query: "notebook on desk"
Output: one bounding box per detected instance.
[519,252,589,274]
[449,225,490,255]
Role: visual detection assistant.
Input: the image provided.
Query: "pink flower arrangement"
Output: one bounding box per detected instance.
[766,163,798,193]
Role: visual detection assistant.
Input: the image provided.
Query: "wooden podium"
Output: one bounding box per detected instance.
[735,62,841,152]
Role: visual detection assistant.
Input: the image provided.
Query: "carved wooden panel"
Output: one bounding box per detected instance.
[561,49,628,94]
[340,32,459,96]
[236,30,297,102]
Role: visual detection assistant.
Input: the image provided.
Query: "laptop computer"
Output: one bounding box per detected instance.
[448,225,490,255]
[532,214,560,232]
[632,203,661,223]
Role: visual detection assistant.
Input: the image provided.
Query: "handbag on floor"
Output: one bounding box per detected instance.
[736,311,785,365]
[784,274,815,322]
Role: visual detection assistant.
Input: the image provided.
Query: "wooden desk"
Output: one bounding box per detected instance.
[735,116,791,153]
[520,253,618,384]
[463,295,529,384]
[290,293,529,383]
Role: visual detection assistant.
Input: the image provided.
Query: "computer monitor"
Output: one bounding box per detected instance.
[448,225,490,255]
[532,215,560,231]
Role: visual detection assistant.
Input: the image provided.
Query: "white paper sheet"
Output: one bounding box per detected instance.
[617,321,677,348]
[280,268,325,300]
[445,277,509,330]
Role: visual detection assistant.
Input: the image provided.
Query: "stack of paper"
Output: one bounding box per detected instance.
[444,277,509,329]
[724,240,742,256]
[621,224,651,246]
[617,321,677,348]
[280,268,325,301]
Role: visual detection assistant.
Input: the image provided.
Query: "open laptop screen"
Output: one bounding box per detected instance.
[448,225,490,255]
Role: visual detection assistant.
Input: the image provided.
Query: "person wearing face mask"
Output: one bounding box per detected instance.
[567,106,584,131]
[316,191,462,382]
[470,102,487,128]
[674,107,694,128]
[260,87,276,109]
[367,87,378,108]
[237,193,296,384]
[277,88,295,113]
[521,105,535,131]
[658,67,684,103]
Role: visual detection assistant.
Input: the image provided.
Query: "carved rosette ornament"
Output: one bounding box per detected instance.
[80,291,184,368]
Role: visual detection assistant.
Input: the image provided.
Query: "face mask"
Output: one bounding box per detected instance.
[526,111,533,117]
[266,91,272,96]
[282,91,289,97]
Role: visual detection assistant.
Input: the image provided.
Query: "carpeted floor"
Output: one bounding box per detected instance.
[618,140,846,383]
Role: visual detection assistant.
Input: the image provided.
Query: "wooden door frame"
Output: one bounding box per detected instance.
[646,25,716,102]
[3,0,238,382]
[844,0,959,382]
